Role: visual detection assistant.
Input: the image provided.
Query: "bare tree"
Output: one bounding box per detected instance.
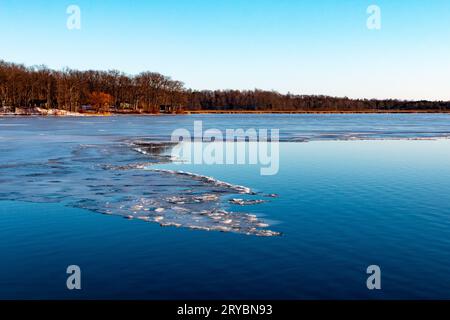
[1,59,449,114]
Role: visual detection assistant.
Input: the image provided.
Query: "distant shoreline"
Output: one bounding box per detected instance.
[2,60,450,117]
[2,109,450,117]
[185,110,450,114]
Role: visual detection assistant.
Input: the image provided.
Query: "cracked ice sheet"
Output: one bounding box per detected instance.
[0,140,280,237]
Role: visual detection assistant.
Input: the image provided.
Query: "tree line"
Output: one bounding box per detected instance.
[1,60,449,113]
[0,60,185,113]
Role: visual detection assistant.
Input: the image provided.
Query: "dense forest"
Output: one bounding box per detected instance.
[1,60,449,114]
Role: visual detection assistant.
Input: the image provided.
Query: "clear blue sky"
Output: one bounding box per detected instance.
[1,0,449,100]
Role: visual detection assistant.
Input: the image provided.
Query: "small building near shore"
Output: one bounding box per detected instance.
[81,105,95,112]
[1,106,14,113]
[160,105,177,113]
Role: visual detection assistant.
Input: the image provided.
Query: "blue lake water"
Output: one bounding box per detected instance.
[1,114,450,299]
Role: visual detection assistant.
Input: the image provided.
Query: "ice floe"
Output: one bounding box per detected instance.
[0,140,281,237]
[151,169,254,194]
[229,198,267,206]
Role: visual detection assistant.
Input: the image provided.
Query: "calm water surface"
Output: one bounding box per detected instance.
[1,114,450,299]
